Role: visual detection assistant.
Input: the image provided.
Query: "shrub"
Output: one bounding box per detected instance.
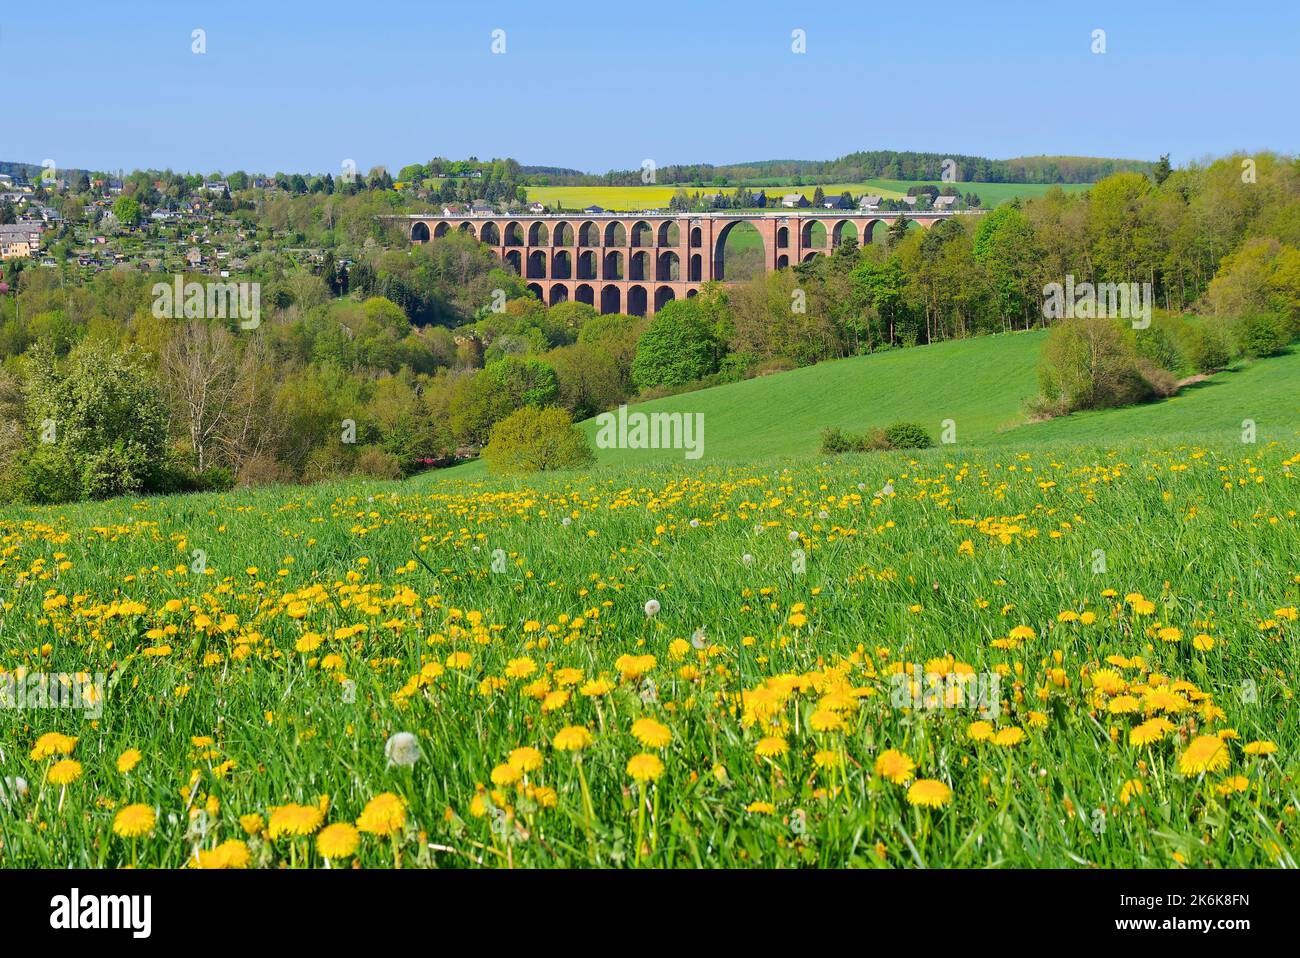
[818,425,901,454]
[884,422,934,449]
[16,446,81,504]
[482,406,595,475]
[1182,322,1232,373]
[1236,313,1290,358]
[1134,319,1186,376]
[1038,317,1153,413]
[354,446,403,480]
[631,299,721,389]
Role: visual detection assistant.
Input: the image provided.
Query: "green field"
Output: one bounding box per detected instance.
[3,333,1299,869]
[442,335,1300,477]
[525,180,1090,212]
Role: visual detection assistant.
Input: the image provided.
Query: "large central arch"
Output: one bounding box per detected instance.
[713,220,765,282]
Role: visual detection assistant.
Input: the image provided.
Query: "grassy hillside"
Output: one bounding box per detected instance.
[987,346,1300,447]
[442,332,1046,479]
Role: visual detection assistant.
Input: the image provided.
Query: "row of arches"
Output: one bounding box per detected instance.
[525,282,697,315]
[411,217,905,250]
[505,249,700,282]
[413,219,705,248]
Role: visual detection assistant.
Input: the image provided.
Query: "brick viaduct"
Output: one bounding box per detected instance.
[393,210,962,316]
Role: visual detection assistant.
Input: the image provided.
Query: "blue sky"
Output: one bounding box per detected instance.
[2,0,1296,176]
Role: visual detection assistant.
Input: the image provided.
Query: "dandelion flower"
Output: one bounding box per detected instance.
[993,727,1025,747]
[906,778,952,808]
[196,839,250,869]
[356,792,407,836]
[874,749,915,785]
[384,731,421,768]
[754,736,788,759]
[626,752,664,783]
[267,803,324,839]
[631,718,673,749]
[116,748,142,774]
[30,732,77,761]
[112,804,156,839]
[1177,735,1230,777]
[552,726,593,751]
[507,746,544,773]
[643,599,661,617]
[1243,740,1277,755]
[317,822,361,860]
[47,759,82,786]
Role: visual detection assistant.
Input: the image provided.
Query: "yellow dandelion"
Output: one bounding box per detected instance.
[906,778,952,808]
[112,804,156,839]
[1177,735,1230,777]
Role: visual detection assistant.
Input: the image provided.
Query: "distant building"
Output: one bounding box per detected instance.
[468,201,494,215]
[932,194,959,210]
[582,204,606,214]
[780,193,809,208]
[820,195,849,210]
[0,223,43,259]
[858,195,883,211]
[528,201,546,214]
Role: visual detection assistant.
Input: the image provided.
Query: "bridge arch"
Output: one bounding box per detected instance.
[527,250,547,279]
[776,225,789,249]
[800,220,827,248]
[553,221,575,247]
[630,221,653,247]
[549,284,569,306]
[579,221,601,247]
[629,250,650,281]
[458,221,476,238]
[552,250,572,280]
[600,284,621,314]
[577,250,598,280]
[434,222,450,239]
[657,221,680,246]
[603,251,624,281]
[690,226,702,247]
[627,285,648,317]
[654,287,675,311]
[776,254,789,269]
[479,221,500,245]
[526,282,544,301]
[689,253,702,282]
[504,221,525,246]
[657,250,680,281]
[411,221,430,242]
[605,221,627,246]
[831,220,857,247]
[575,283,595,306]
[528,221,549,246]
[861,218,886,245]
[504,250,522,274]
[713,220,765,282]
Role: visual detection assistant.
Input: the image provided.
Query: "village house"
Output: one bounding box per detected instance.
[780,193,809,208]
[0,223,43,260]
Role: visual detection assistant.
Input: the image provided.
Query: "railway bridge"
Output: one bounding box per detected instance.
[389,210,964,316]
